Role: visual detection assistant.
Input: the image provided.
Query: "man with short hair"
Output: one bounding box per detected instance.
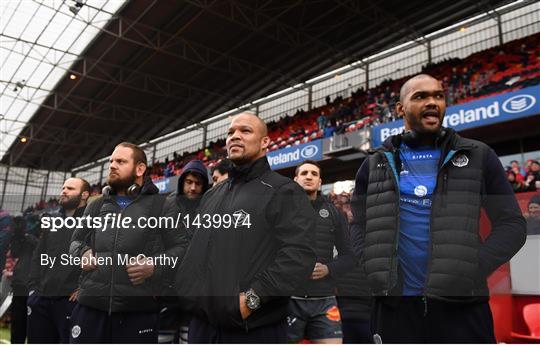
[176,113,317,343]
[351,74,526,343]
[27,177,90,343]
[287,160,355,344]
[69,142,187,343]
[211,159,233,185]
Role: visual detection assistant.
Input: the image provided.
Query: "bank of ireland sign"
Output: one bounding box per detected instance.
[371,84,540,147]
[267,139,323,170]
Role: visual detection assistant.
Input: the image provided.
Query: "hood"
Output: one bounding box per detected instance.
[177,160,209,195]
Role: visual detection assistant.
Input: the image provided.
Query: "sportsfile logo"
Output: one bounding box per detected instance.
[502,94,536,113]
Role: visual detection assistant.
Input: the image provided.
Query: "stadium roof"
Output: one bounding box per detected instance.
[1,0,520,171]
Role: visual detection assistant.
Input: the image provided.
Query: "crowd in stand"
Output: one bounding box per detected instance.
[506,159,540,193]
[118,32,539,188]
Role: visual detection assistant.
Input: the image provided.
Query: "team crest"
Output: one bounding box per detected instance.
[451,154,469,167]
[319,209,330,218]
[71,325,81,339]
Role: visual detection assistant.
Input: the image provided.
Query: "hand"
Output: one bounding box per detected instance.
[311,262,329,280]
[81,249,97,271]
[126,256,154,285]
[69,289,79,302]
[239,293,252,320]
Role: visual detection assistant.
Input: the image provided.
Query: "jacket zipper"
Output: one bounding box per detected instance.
[422,150,457,314]
[381,151,400,294]
[107,196,140,315]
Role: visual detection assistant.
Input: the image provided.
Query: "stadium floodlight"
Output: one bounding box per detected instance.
[69,0,84,15]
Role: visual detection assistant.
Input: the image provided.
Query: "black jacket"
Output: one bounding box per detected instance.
[294,195,355,297]
[28,207,85,297]
[175,157,316,330]
[11,229,38,296]
[70,179,187,313]
[351,128,526,301]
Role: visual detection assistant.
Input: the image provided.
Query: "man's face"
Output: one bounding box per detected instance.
[532,163,540,172]
[397,77,446,134]
[212,170,228,184]
[529,203,540,217]
[294,163,322,194]
[59,178,84,210]
[183,173,203,199]
[107,146,138,190]
[226,114,269,165]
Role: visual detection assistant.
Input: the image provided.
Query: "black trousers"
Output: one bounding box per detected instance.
[341,320,372,344]
[372,297,496,344]
[27,295,76,343]
[188,315,287,344]
[69,303,158,344]
[10,295,27,344]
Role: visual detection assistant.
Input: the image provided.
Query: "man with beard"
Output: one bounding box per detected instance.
[69,142,187,343]
[351,74,526,343]
[27,177,90,343]
[287,160,355,344]
[172,160,210,238]
[176,113,316,343]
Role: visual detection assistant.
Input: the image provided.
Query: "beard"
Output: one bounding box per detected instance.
[107,168,137,192]
[60,194,82,211]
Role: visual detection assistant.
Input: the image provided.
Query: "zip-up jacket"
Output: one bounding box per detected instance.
[11,230,38,296]
[70,179,188,313]
[28,207,85,296]
[175,157,316,330]
[351,128,526,301]
[293,195,355,297]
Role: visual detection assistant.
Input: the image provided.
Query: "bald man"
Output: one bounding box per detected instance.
[350,74,526,343]
[176,113,317,343]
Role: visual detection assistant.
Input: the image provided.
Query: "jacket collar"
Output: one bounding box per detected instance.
[381,127,474,153]
[230,156,270,184]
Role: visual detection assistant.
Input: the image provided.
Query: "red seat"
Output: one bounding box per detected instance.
[524,303,540,337]
[511,303,540,341]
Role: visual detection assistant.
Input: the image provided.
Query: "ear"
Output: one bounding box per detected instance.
[261,136,270,151]
[396,101,405,118]
[294,176,298,182]
[136,162,146,178]
[81,191,90,201]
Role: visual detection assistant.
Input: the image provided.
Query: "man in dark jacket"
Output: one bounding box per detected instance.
[27,177,90,343]
[351,74,527,343]
[176,113,317,343]
[161,159,209,342]
[287,160,355,343]
[69,142,187,343]
[172,159,210,237]
[9,216,38,344]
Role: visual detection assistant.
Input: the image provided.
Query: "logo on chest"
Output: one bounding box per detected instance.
[451,154,469,167]
[319,208,330,218]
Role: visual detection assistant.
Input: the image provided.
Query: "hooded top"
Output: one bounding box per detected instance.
[172,160,210,217]
[176,160,210,196]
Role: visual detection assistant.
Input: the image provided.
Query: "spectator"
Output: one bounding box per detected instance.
[507,171,527,193]
[527,195,540,235]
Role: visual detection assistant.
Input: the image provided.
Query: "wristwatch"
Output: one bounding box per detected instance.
[245,288,261,311]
